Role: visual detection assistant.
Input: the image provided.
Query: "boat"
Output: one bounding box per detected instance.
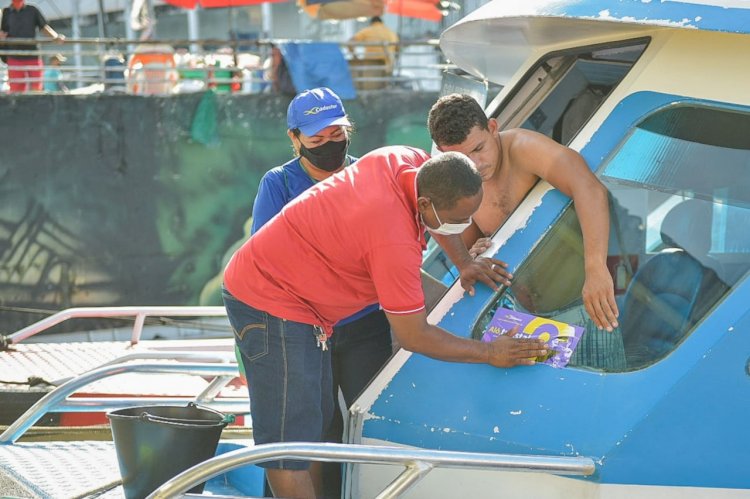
[3,0,750,497]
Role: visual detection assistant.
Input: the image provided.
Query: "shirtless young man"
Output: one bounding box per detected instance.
[427,93,619,332]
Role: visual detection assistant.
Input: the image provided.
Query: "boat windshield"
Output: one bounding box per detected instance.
[472,103,750,372]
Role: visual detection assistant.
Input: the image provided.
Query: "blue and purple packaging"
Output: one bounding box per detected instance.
[481,307,584,368]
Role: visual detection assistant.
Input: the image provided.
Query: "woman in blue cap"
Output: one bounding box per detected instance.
[248,87,392,498]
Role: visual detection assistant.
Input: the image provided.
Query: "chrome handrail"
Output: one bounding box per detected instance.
[48,350,237,386]
[5,305,227,346]
[0,361,242,444]
[55,397,247,413]
[148,442,596,498]
[95,350,236,369]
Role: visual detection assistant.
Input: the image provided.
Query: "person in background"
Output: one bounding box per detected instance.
[102,52,127,92]
[223,142,547,499]
[263,44,295,96]
[0,0,64,93]
[42,52,66,92]
[427,93,618,332]
[349,16,398,90]
[249,87,393,498]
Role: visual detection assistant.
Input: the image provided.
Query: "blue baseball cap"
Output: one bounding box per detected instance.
[287,87,351,136]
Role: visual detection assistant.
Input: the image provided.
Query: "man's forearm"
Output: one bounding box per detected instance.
[574,182,610,268]
[397,321,489,363]
[389,314,546,368]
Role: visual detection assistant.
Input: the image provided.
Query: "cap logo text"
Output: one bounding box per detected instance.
[303,104,338,116]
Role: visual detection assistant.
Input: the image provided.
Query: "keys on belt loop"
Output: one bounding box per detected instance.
[314,326,328,351]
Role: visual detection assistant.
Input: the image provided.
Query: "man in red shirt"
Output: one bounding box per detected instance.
[223,146,546,498]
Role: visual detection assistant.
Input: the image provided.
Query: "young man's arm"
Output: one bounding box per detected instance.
[460,219,484,249]
[509,129,618,331]
[386,310,546,367]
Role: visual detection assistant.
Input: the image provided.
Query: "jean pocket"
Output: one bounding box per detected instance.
[235,321,269,362]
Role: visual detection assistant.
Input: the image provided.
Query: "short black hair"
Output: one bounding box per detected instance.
[428,93,489,147]
[417,152,482,210]
[370,16,383,23]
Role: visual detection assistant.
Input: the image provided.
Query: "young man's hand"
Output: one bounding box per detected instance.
[582,263,619,331]
[468,237,492,258]
[458,257,512,296]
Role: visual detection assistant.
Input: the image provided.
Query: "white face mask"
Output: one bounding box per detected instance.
[424,202,472,236]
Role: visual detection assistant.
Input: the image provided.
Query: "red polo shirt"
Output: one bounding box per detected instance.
[224,145,430,335]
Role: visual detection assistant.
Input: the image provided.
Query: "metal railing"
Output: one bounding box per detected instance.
[0,360,244,444]
[148,441,596,498]
[2,305,228,347]
[0,37,451,95]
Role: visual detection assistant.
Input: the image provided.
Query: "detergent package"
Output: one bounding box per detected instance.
[481,307,584,368]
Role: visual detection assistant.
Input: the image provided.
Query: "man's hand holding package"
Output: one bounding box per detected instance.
[485,327,547,367]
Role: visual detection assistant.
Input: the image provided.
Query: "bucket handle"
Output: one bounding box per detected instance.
[187,401,236,425]
[137,403,236,426]
[137,412,224,426]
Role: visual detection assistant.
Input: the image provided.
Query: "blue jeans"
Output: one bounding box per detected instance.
[222,288,333,470]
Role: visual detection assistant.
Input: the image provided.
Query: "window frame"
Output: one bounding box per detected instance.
[487,37,651,138]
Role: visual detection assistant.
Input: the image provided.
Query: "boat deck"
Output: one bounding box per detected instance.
[0,338,247,425]
[0,439,260,498]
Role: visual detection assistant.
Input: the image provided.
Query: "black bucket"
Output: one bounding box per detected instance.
[107,402,231,499]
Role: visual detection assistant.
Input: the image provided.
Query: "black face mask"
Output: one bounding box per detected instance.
[299,138,350,172]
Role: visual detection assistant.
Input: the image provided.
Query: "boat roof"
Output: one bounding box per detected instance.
[441,0,750,83]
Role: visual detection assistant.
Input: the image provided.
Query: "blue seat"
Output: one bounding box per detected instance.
[621,200,727,369]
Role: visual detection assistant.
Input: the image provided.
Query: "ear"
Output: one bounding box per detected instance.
[487,118,499,135]
[416,196,432,213]
[287,130,300,154]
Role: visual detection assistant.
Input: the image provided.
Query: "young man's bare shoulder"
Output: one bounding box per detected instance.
[498,128,531,155]
[502,128,549,146]
[503,128,561,163]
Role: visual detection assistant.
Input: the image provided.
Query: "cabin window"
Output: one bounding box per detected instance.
[471,104,750,372]
[492,39,648,145]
